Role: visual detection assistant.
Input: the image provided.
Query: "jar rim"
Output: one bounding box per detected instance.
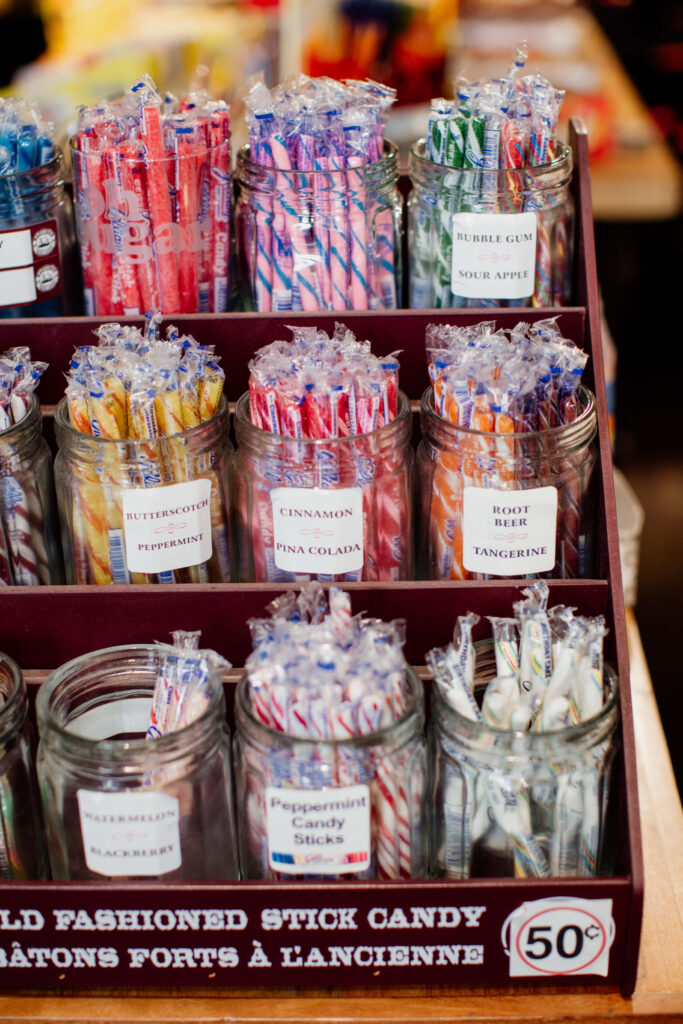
[409,136,573,176]
[421,384,595,442]
[37,643,225,756]
[433,638,619,741]
[0,394,40,442]
[236,138,398,175]
[235,389,411,447]
[0,651,25,736]
[235,663,424,749]
[54,394,228,448]
[0,151,64,184]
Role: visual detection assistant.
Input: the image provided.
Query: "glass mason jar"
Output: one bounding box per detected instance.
[417,385,597,580]
[0,152,80,318]
[235,140,402,312]
[430,641,620,879]
[234,666,428,880]
[36,644,238,881]
[71,138,233,316]
[54,396,232,584]
[408,139,574,309]
[233,390,413,583]
[0,395,63,585]
[0,652,48,879]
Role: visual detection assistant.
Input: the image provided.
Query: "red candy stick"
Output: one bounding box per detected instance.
[141,104,180,313]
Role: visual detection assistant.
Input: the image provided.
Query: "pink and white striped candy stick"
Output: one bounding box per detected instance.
[327,137,350,310]
[270,131,321,311]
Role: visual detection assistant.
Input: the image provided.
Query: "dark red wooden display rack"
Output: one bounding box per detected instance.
[0,122,643,997]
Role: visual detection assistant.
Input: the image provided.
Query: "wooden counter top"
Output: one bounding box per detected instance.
[0,612,681,1022]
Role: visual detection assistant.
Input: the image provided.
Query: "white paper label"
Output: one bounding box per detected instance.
[270,486,363,574]
[77,790,182,877]
[451,212,537,299]
[502,898,615,977]
[0,229,33,270]
[462,486,557,575]
[266,785,371,875]
[0,266,37,306]
[122,478,212,573]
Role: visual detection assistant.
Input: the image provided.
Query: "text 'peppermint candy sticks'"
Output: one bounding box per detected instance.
[234,585,428,881]
[428,580,620,880]
[71,74,232,316]
[236,73,401,313]
[233,323,412,583]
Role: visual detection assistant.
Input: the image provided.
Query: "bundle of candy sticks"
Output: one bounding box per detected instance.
[424,319,593,581]
[62,315,230,585]
[239,585,425,880]
[411,42,572,309]
[428,581,613,879]
[240,74,398,313]
[72,75,231,316]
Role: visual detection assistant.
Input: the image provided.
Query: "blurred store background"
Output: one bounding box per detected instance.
[1,0,682,792]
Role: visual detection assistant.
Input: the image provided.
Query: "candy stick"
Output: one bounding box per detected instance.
[102,147,142,316]
[80,140,117,316]
[209,109,231,313]
[0,513,12,585]
[141,104,181,313]
[270,130,321,311]
[118,143,160,313]
[174,127,199,313]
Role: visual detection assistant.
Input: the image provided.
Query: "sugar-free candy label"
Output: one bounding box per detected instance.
[451,212,537,299]
[270,486,364,575]
[122,478,212,573]
[77,790,182,877]
[0,221,61,308]
[265,785,371,875]
[462,485,557,575]
[502,898,615,977]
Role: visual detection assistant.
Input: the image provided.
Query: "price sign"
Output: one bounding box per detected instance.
[502,897,615,977]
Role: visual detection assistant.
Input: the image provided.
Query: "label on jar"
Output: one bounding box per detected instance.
[77,790,182,877]
[462,485,557,575]
[270,486,364,575]
[122,478,212,573]
[0,220,61,308]
[265,785,371,875]
[451,212,536,299]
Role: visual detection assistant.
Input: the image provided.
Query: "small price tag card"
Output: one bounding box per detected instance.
[502,897,615,977]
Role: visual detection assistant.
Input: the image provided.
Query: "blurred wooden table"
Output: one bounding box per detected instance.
[579,11,683,221]
[0,610,681,1021]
